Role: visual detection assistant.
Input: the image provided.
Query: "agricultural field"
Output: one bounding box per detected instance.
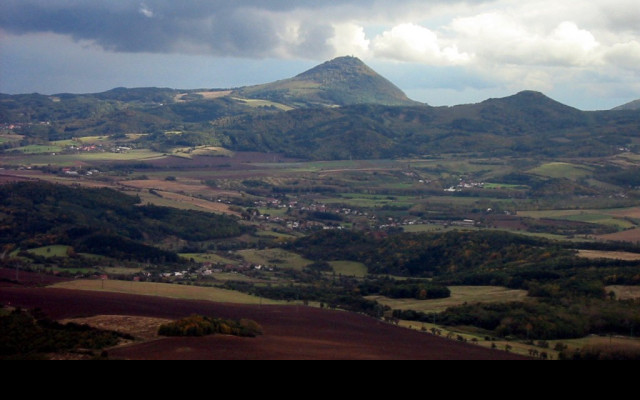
[180,253,240,265]
[27,245,73,258]
[368,286,530,314]
[578,250,640,261]
[329,261,368,278]
[597,229,640,243]
[233,97,294,111]
[50,280,285,305]
[103,267,144,276]
[396,320,551,359]
[605,286,640,300]
[11,145,65,154]
[237,249,313,271]
[528,162,593,180]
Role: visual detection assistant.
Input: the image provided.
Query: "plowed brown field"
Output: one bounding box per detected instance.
[0,287,526,360]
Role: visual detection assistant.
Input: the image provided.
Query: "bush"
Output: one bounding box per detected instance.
[158,315,263,338]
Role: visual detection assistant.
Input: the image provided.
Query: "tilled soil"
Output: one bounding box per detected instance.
[0,287,527,360]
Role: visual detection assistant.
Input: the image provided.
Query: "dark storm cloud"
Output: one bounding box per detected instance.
[0,0,353,56]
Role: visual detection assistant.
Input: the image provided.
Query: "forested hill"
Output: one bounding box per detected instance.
[218,92,640,159]
[0,182,249,262]
[2,54,640,160]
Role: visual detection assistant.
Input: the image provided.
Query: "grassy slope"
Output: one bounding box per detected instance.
[50,280,284,305]
[368,286,530,314]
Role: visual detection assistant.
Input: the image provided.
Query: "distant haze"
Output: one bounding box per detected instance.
[1,0,639,110]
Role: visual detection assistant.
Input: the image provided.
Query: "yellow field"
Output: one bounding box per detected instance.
[50,280,284,305]
[368,286,530,314]
[233,97,294,111]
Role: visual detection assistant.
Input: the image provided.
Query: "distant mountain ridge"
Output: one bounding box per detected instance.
[2,57,640,161]
[217,90,639,160]
[613,100,640,111]
[236,56,418,107]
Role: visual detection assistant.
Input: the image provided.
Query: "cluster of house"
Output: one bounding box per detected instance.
[444,181,486,192]
[66,144,133,153]
[68,144,101,152]
[62,168,100,177]
[159,263,275,280]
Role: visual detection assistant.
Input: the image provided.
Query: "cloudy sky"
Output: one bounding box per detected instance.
[1,0,639,109]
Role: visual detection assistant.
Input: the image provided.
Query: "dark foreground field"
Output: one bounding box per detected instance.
[0,268,70,288]
[0,285,526,360]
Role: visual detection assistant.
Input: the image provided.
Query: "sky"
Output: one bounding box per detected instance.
[1,0,639,110]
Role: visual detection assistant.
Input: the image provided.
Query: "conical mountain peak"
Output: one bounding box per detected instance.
[237,57,418,107]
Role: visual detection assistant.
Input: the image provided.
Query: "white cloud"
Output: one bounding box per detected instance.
[138,3,154,19]
[450,14,601,67]
[605,41,640,71]
[2,0,640,108]
[328,23,371,59]
[372,23,472,65]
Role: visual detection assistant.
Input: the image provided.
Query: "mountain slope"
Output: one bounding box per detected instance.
[236,56,418,107]
[613,100,640,111]
[217,92,639,160]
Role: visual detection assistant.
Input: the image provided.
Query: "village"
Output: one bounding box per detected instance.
[252,197,479,233]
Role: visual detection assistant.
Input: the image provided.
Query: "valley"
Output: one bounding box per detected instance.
[2,57,640,360]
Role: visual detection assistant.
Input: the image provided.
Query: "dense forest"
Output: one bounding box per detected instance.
[290,230,572,277]
[0,182,248,262]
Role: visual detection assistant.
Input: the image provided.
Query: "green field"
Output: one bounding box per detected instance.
[27,245,72,258]
[237,249,312,271]
[180,253,240,265]
[12,145,64,154]
[50,280,285,305]
[330,261,368,278]
[323,194,417,208]
[103,267,144,276]
[518,209,637,229]
[2,149,167,166]
[368,286,530,314]
[529,162,593,180]
[484,183,528,190]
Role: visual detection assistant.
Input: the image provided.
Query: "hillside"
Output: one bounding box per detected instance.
[217,92,640,159]
[0,182,248,262]
[2,57,640,160]
[236,56,418,107]
[614,100,640,111]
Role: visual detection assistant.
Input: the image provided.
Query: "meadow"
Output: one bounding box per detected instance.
[578,250,640,261]
[528,162,593,180]
[329,261,368,278]
[50,280,285,305]
[367,286,530,314]
[27,245,73,258]
[237,249,312,271]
